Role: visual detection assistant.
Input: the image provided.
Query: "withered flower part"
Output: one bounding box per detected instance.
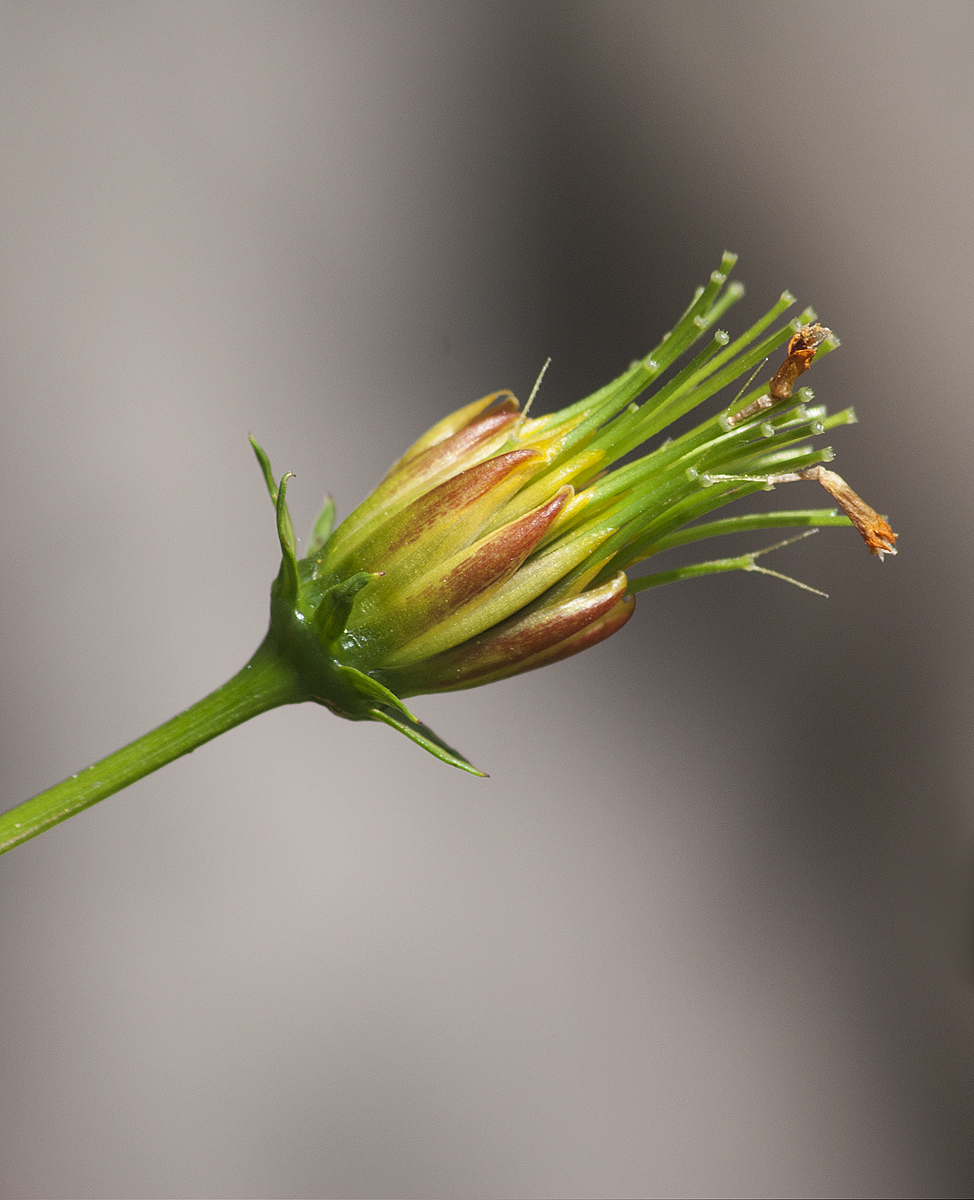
[767,465,898,559]
[769,323,832,399]
[726,322,832,426]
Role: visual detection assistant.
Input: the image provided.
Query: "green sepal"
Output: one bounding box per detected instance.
[368,706,486,777]
[307,495,336,557]
[336,663,419,724]
[253,435,300,606]
[312,571,376,644]
[250,434,279,503]
[275,472,299,605]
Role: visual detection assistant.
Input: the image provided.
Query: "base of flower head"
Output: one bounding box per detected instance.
[376,571,634,696]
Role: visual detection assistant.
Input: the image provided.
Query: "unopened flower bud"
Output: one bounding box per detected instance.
[252,254,896,773]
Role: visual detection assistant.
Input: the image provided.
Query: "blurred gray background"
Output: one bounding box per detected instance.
[1,2,972,1196]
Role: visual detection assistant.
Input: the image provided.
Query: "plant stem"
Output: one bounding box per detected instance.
[0,638,302,858]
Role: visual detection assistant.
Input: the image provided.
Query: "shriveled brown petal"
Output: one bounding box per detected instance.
[728,323,831,427]
[801,466,898,557]
[769,323,831,400]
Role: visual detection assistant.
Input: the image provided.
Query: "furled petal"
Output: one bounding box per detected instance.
[381,390,518,477]
[345,448,545,578]
[346,486,573,666]
[379,572,632,694]
[325,404,522,565]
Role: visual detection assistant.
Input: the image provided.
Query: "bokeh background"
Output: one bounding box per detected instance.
[1,3,973,1196]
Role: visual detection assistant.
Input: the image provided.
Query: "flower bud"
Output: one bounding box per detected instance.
[252,254,895,774]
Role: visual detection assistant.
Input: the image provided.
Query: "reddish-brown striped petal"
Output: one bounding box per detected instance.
[348,448,543,573]
[380,572,631,694]
[399,488,570,634]
[348,486,572,663]
[382,390,519,477]
[380,404,521,498]
[326,407,522,564]
[512,591,635,673]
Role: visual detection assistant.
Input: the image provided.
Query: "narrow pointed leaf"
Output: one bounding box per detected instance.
[368,706,486,776]
[307,495,336,557]
[275,472,299,603]
[250,434,278,503]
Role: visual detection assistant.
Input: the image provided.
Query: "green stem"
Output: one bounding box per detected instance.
[0,638,303,857]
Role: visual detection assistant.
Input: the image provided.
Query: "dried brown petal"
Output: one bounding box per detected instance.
[765,465,898,559]
[798,466,897,557]
[348,448,543,570]
[768,323,831,400]
[728,323,832,427]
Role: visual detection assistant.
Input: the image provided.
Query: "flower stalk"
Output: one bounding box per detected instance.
[0,253,896,856]
[0,643,304,855]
